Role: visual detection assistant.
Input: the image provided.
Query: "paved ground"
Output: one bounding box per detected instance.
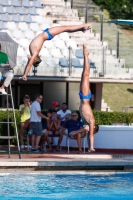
[0,148,133,171]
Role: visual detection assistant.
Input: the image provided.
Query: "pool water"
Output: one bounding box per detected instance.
[0,172,133,200]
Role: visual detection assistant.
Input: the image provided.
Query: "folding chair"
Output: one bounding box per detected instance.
[67,132,87,153]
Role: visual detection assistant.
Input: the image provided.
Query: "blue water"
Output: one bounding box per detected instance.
[0,172,133,200]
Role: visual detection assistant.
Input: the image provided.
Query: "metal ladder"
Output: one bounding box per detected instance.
[0,77,21,159]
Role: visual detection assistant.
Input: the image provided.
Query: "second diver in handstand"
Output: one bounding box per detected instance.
[71,44,99,152]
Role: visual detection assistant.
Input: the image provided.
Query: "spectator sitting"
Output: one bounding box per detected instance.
[57,102,71,126]
[19,95,31,150]
[61,112,87,154]
[47,101,60,118]
[40,129,52,152]
[47,109,63,151]
[46,101,60,145]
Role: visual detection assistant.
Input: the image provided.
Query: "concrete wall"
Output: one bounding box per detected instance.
[68,82,80,110]
[54,125,133,150]
[43,81,102,110]
[95,83,103,110]
[94,125,133,149]
[11,80,102,110]
[43,82,66,109]
[43,82,81,110]
[43,81,81,110]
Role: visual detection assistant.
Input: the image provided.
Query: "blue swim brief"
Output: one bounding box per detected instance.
[79,91,92,100]
[44,28,54,40]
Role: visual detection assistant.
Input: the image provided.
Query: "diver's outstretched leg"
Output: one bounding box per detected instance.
[80,44,91,95]
[49,23,92,36]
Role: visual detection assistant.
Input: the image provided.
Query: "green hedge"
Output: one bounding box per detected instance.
[93,110,133,125]
[0,110,20,145]
[42,110,133,125]
[0,110,133,144]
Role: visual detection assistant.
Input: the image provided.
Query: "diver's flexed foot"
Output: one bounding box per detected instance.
[83,44,90,56]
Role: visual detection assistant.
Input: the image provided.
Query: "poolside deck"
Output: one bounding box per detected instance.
[0,147,133,171]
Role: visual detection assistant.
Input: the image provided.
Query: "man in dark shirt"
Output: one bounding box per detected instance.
[61,112,87,153]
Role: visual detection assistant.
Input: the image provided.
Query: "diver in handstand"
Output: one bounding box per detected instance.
[19,23,92,81]
[72,44,99,152]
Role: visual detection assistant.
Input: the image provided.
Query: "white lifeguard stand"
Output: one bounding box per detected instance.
[0,71,21,159]
[0,32,21,158]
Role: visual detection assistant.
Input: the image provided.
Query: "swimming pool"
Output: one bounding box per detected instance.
[0,172,133,200]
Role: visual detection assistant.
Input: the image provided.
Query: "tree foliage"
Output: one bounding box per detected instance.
[93,0,133,19]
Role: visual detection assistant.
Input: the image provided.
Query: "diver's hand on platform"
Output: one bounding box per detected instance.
[19,75,27,81]
[84,125,89,131]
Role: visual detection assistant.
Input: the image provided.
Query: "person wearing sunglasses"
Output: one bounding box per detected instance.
[61,112,87,154]
[30,93,49,152]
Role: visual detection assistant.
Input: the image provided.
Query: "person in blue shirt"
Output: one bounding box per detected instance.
[61,112,87,153]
